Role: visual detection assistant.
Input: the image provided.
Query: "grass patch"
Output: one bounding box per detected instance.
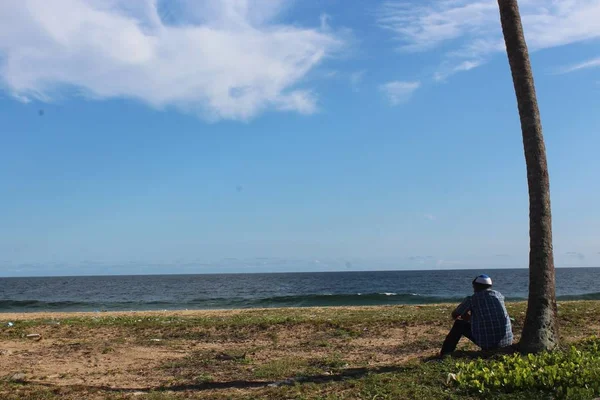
[253,357,311,380]
[452,336,600,399]
[395,337,443,355]
[193,373,214,384]
[162,349,217,372]
[252,360,472,400]
[308,352,348,372]
[101,345,115,354]
[312,339,331,348]
[2,301,599,340]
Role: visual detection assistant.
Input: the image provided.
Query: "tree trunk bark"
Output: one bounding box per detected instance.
[497,0,559,353]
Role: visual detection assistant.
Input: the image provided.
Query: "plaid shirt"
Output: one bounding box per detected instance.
[455,289,513,350]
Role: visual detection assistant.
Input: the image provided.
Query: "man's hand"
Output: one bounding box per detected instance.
[452,309,471,321]
[452,297,472,320]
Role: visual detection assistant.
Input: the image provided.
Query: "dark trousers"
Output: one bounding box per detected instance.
[441,319,475,355]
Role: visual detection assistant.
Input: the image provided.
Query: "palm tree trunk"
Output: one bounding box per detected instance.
[497,0,558,353]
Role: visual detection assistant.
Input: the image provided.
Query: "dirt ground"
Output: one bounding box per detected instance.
[1,303,598,399]
[0,308,452,396]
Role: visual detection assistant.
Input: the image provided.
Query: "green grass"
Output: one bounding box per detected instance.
[2,301,597,337]
[1,304,454,330]
[452,337,600,399]
[246,359,472,400]
[253,357,312,379]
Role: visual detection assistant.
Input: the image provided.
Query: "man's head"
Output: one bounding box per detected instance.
[472,274,492,292]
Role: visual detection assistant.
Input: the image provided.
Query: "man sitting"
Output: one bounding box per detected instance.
[440,274,513,356]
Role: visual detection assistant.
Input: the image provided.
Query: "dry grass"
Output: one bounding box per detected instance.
[1,301,599,399]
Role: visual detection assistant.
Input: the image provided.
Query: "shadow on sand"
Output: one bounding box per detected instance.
[24,347,518,394]
[27,364,411,394]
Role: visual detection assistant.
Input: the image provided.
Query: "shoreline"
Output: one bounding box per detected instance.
[0,298,593,320]
[2,293,599,317]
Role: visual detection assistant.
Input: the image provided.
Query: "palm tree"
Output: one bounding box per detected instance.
[497,0,558,353]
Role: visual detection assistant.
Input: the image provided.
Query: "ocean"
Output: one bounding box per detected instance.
[1,268,599,313]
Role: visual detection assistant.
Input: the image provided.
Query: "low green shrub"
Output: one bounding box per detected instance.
[452,337,600,399]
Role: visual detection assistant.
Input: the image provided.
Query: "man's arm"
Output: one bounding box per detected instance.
[452,297,472,320]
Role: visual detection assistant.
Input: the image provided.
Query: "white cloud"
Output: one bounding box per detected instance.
[559,56,600,73]
[377,0,600,79]
[454,60,483,72]
[0,0,343,121]
[377,1,498,52]
[434,59,483,81]
[379,80,420,105]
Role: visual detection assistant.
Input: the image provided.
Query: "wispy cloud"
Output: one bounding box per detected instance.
[434,59,483,81]
[379,80,420,105]
[376,0,600,79]
[349,70,366,91]
[408,255,435,265]
[377,1,498,52]
[320,13,331,30]
[566,251,585,260]
[0,0,343,121]
[436,259,464,267]
[424,213,436,221]
[558,57,600,73]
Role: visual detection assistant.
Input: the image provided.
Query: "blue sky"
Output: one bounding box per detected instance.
[1,0,599,276]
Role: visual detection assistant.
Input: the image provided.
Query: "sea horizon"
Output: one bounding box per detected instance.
[1,265,598,279]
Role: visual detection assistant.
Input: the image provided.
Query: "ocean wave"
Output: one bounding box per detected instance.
[0,300,93,311]
[557,292,600,301]
[0,293,459,312]
[244,293,464,307]
[2,291,600,312]
[0,299,174,312]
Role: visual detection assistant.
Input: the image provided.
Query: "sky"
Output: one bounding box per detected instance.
[1,0,599,277]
